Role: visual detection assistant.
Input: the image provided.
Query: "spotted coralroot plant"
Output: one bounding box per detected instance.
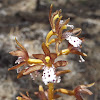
[8,4,94,100]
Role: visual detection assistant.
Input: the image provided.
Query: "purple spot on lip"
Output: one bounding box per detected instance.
[48,75,50,77]
[74,41,75,42]
[53,80,55,82]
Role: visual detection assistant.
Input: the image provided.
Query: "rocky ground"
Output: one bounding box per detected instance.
[0,0,100,100]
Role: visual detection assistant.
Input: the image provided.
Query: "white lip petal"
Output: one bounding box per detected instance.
[42,66,61,85]
[66,36,82,47]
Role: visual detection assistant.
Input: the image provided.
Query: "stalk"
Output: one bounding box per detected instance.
[55,41,60,54]
[48,83,54,100]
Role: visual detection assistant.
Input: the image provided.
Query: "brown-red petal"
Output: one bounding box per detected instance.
[50,53,57,60]
[42,42,50,56]
[9,50,27,58]
[17,69,26,79]
[75,93,83,100]
[15,38,27,52]
[72,28,82,34]
[54,61,68,68]
[50,53,57,64]
[32,54,46,64]
[8,62,26,71]
[23,65,44,75]
[80,88,93,95]
[55,16,62,32]
[49,4,53,22]
[34,92,47,100]
[32,54,45,59]
[56,70,71,76]
[71,50,87,56]
[64,18,70,26]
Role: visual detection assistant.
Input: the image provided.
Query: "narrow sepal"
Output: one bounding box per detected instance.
[15,38,26,51]
[49,4,53,22]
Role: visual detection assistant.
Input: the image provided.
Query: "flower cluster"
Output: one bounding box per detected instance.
[8,4,94,100]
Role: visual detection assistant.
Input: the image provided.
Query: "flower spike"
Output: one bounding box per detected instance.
[8,4,94,100]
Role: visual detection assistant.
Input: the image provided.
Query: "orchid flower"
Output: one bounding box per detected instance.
[55,83,95,100]
[24,42,69,85]
[8,38,43,78]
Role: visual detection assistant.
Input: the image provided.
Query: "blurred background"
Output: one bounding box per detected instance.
[0,0,100,100]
